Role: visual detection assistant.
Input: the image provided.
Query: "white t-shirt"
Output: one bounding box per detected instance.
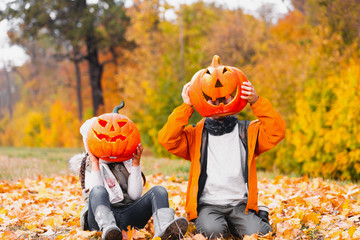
[199,123,248,206]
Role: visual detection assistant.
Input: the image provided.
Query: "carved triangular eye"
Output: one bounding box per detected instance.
[117,121,127,128]
[223,67,228,74]
[206,69,211,74]
[215,79,223,88]
[98,118,108,127]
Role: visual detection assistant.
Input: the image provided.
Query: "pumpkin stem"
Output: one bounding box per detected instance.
[113,101,125,113]
[210,55,221,67]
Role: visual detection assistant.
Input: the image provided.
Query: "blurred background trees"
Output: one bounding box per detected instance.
[0,0,359,180]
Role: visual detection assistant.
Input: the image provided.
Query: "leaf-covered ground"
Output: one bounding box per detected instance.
[0,174,359,239]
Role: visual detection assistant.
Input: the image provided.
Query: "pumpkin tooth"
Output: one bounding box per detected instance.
[111,134,126,142]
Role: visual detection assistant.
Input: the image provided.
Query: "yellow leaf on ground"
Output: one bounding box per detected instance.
[304,212,320,225]
[349,226,357,238]
[43,215,63,228]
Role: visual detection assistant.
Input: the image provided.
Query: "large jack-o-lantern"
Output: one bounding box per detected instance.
[87,101,141,162]
[189,55,249,117]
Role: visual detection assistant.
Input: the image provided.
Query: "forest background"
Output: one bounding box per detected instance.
[0,0,359,181]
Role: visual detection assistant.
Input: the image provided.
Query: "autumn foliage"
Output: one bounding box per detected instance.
[0,174,359,239]
[0,0,360,180]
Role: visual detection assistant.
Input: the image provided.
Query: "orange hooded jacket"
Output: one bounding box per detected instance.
[158,96,286,221]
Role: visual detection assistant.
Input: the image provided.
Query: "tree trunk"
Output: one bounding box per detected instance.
[77,0,104,116]
[74,59,83,121]
[86,35,104,116]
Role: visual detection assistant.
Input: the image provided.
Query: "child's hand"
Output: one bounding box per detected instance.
[182,82,193,106]
[88,151,100,171]
[132,143,143,167]
[241,81,259,105]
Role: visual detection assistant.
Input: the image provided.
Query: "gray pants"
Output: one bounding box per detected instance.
[195,204,272,239]
[87,185,169,231]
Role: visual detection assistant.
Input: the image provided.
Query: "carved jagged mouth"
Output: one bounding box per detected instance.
[92,129,133,142]
[203,86,238,106]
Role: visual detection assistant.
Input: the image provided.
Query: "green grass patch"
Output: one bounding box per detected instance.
[0,146,83,160]
[0,146,83,181]
[141,157,190,180]
[0,146,191,181]
[0,146,300,183]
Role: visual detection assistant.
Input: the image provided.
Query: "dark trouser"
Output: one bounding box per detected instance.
[195,204,272,239]
[87,185,169,231]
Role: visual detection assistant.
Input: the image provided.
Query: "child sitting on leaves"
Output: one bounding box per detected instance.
[70,117,188,240]
[158,79,286,239]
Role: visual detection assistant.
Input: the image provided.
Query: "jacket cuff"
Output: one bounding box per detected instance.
[250,96,265,112]
[178,102,194,115]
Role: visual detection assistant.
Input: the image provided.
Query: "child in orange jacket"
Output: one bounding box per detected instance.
[158,72,286,239]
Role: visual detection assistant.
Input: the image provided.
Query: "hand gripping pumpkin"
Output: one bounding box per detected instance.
[87,101,141,162]
[189,55,249,117]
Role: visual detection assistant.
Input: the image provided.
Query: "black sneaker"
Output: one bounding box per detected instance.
[257,205,270,224]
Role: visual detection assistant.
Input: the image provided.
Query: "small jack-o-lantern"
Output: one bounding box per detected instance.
[87,101,141,162]
[189,55,249,117]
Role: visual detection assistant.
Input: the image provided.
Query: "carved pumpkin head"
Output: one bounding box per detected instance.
[189,55,249,117]
[87,101,141,162]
